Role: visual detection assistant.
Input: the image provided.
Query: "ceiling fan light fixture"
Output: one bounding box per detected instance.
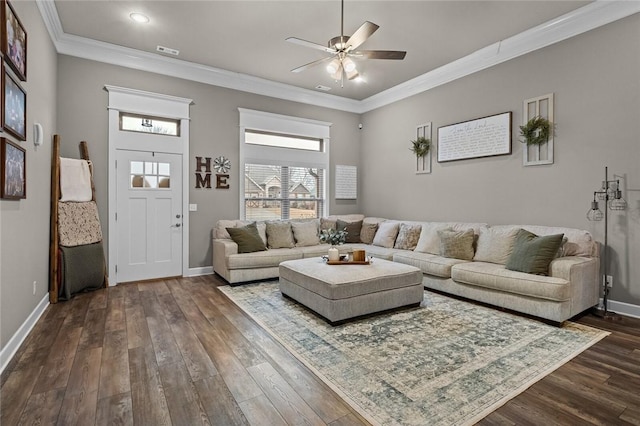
[129,12,150,24]
[342,57,357,73]
[326,58,341,75]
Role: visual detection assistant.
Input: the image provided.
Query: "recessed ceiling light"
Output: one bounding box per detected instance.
[130,12,150,24]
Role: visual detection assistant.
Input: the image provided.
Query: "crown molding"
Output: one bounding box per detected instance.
[38,0,639,115]
[360,1,640,112]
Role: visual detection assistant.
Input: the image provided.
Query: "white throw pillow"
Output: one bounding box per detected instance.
[372,222,400,248]
[414,223,452,254]
[473,226,520,264]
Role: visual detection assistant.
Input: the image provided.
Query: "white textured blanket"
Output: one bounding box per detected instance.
[60,157,92,202]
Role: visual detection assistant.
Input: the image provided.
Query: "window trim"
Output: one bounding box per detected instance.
[238,108,331,220]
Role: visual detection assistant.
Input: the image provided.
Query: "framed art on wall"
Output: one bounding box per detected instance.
[2,63,26,140]
[437,112,512,163]
[1,0,27,81]
[1,137,25,199]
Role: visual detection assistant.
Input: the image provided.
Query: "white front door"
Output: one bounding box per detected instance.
[116,149,183,283]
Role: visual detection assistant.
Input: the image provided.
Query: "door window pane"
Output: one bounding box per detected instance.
[130,161,171,189]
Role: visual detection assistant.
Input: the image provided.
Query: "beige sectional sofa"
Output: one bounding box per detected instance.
[212,214,600,323]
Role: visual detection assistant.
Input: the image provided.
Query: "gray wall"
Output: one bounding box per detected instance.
[0,2,58,348]
[56,56,363,270]
[360,14,640,305]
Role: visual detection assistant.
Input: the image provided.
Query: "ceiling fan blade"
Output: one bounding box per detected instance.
[291,56,334,73]
[345,21,379,50]
[351,50,407,60]
[286,37,335,54]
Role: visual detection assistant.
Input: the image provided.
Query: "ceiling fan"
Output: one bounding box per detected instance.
[286,0,406,84]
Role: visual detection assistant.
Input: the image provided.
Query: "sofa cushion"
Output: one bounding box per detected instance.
[372,221,400,248]
[291,220,320,247]
[337,219,362,243]
[320,214,366,232]
[393,250,470,278]
[506,230,564,276]
[394,223,422,250]
[451,262,570,301]
[473,226,519,265]
[215,219,246,239]
[438,228,475,260]
[492,225,594,257]
[266,221,296,249]
[227,248,302,269]
[415,222,486,255]
[226,222,267,253]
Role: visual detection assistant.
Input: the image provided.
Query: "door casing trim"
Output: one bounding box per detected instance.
[106,85,192,284]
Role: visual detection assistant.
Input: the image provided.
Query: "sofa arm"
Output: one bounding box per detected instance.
[549,256,599,315]
[213,239,238,280]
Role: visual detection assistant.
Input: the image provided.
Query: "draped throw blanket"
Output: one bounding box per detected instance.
[59,157,92,202]
[59,242,106,301]
[58,201,103,247]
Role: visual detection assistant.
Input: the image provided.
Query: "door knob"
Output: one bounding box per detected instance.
[173,223,182,228]
[176,214,181,219]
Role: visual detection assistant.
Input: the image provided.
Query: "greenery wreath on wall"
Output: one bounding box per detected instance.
[519,116,552,146]
[410,136,431,157]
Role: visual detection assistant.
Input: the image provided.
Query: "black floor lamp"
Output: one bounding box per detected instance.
[586,166,627,318]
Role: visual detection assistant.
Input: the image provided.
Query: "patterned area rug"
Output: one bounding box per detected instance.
[220,281,608,426]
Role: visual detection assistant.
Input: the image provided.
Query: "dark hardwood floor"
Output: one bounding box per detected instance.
[2,274,639,425]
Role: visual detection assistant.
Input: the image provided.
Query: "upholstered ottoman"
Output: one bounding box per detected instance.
[279,257,423,324]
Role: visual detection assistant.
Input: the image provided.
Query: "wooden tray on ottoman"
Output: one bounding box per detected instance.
[326,260,370,265]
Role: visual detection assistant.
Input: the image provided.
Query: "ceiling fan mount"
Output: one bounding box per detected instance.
[286,0,406,85]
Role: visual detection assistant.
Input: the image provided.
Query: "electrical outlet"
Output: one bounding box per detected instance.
[606,275,613,288]
[33,281,37,295]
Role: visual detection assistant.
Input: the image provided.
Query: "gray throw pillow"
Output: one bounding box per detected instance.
[360,222,379,244]
[438,228,475,260]
[336,219,362,243]
[226,223,268,253]
[505,229,564,276]
[265,221,295,249]
[291,220,320,247]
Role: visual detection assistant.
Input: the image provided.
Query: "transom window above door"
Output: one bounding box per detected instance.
[130,161,171,189]
[120,112,180,136]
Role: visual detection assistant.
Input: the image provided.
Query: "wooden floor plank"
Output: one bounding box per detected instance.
[125,304,153,350]
[238,394,288,426]
[128,346,171,426]
[105,295,126,332]
[195,324,263,403]
[98,330,130,399]
[169,319,218,381]
[247,362,326,426]
[57,389,98,426]
[0,366,43,425]
[194,375,250,426]
[158,360,211,426]
[65,347,102,398]
[32,326,82,394]
[77,308,107,352]
[17,387,65,425]
[95,392,134,426]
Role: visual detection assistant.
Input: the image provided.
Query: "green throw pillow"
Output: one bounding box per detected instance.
[226,222,268,253]
[505,229,564,276]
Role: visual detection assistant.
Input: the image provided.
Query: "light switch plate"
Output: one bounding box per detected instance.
[189,204,197,212]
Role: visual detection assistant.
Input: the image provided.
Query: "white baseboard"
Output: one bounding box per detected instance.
[187,266,213,277]
[0,294,49,375]
[604,298,640,319]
